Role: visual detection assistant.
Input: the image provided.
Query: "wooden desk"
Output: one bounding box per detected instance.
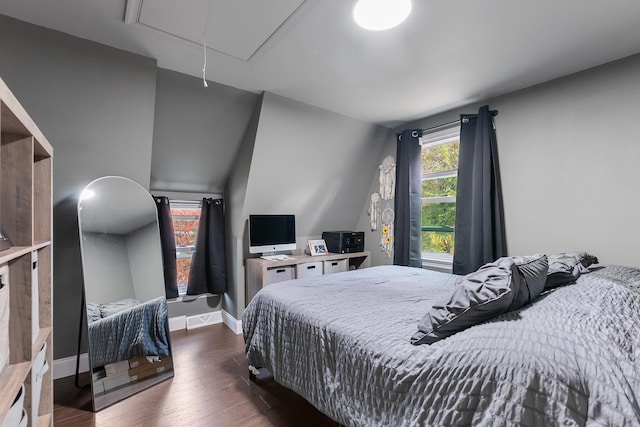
[245,251,370,305]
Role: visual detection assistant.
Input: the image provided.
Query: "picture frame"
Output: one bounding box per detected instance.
[307,239,328,256]
[0,226,13,252]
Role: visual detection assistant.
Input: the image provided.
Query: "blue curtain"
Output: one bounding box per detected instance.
[154,196,179,299]
[187,198,227,295]
[394,129,423,267]
[452,106,506,274]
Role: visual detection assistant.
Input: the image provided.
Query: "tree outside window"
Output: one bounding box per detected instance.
[421,127,459,256]
[170,201,201,295]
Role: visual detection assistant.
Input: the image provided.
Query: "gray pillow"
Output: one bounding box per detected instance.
[511,254,548,308]
[411,257,524,345]
[99,298,141,318]
[86,302,102,323]
[545,252,598,289]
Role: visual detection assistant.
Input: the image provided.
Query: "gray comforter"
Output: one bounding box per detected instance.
[88,296,170,367]
[243,265,640,426]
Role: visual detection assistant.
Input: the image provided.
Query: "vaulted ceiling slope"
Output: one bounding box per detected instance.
[1,1,640,127]
[151,68,260,194]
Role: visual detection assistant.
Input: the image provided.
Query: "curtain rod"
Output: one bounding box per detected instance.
[151,189,223,200]
[422,110,498,133]
[422,120,459,133]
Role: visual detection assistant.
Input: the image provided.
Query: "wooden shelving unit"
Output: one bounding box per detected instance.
[0,76,53,427]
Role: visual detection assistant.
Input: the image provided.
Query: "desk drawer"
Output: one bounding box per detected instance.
[324,259,348,274]
[265,265,295,285]
[297,261,323,279]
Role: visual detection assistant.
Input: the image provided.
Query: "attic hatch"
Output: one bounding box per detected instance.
[124,0,310,62]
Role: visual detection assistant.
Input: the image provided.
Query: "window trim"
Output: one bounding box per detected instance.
[420,126,459,146]
[170,199,202,296]
[421,251,454,273]
[421,169,456,181]
[421,196,455,205]
[420,124,460,270]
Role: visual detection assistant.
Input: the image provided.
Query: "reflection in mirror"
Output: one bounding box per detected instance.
[78,176,174,411]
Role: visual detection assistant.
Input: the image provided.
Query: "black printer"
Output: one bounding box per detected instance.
[322,231,365,254]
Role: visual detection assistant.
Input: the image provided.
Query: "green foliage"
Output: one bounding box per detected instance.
[421,142,459,175]
[421,140,459,254]
[422,176,457,198]
[421,203,455,227]
[422,231,454,254]
[422,205,454,252]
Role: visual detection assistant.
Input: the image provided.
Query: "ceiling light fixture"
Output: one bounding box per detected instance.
[353,0,412,31]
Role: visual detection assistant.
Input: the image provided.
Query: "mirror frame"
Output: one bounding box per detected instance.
[78,176,174,411]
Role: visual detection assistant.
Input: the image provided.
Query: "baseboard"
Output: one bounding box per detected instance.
[222,309,242,335]
[186,311,223,330]
[169,315,186,331]
[53,353,90,380]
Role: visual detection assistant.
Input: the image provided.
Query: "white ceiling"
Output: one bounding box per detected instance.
[2,0,640,128]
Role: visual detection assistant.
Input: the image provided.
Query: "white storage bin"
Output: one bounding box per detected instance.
[31,342,48,423]
[0,264,9,373]
[31,251,39,343]
[92,378,106,395]
[33,341,46,375]
[265,265,295,285]
[297,261,323,279]
[16,411,26,427]
[0,384,24,427]
[324,259,348,274]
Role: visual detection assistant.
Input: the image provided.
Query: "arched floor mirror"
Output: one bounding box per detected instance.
[78,176,174,411]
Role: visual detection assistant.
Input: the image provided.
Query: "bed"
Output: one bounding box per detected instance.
[243,257,640,426]
[87,296,170,367]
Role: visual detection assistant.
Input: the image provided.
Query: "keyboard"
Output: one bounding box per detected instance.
[261,255,290,261]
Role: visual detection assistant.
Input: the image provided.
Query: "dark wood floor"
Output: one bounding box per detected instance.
[53,323,341,426]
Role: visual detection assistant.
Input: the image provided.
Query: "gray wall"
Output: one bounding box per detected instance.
[127,222,165,303]
[166,295,223,319]
[224,98,263,319]
[244,92,388,239]
[82,233,135,304]
[0,15,158,359]
[82,224,165,304]
[151,68,260,193]
[494,53,640,266]
[368,52,640,268]
[150,67,262,320]
[225,92,389,317]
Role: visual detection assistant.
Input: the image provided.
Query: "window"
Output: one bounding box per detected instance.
[421,126,460,261]
[170,200,202,295]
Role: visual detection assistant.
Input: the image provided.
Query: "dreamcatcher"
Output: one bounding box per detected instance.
[368,155,395,258]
